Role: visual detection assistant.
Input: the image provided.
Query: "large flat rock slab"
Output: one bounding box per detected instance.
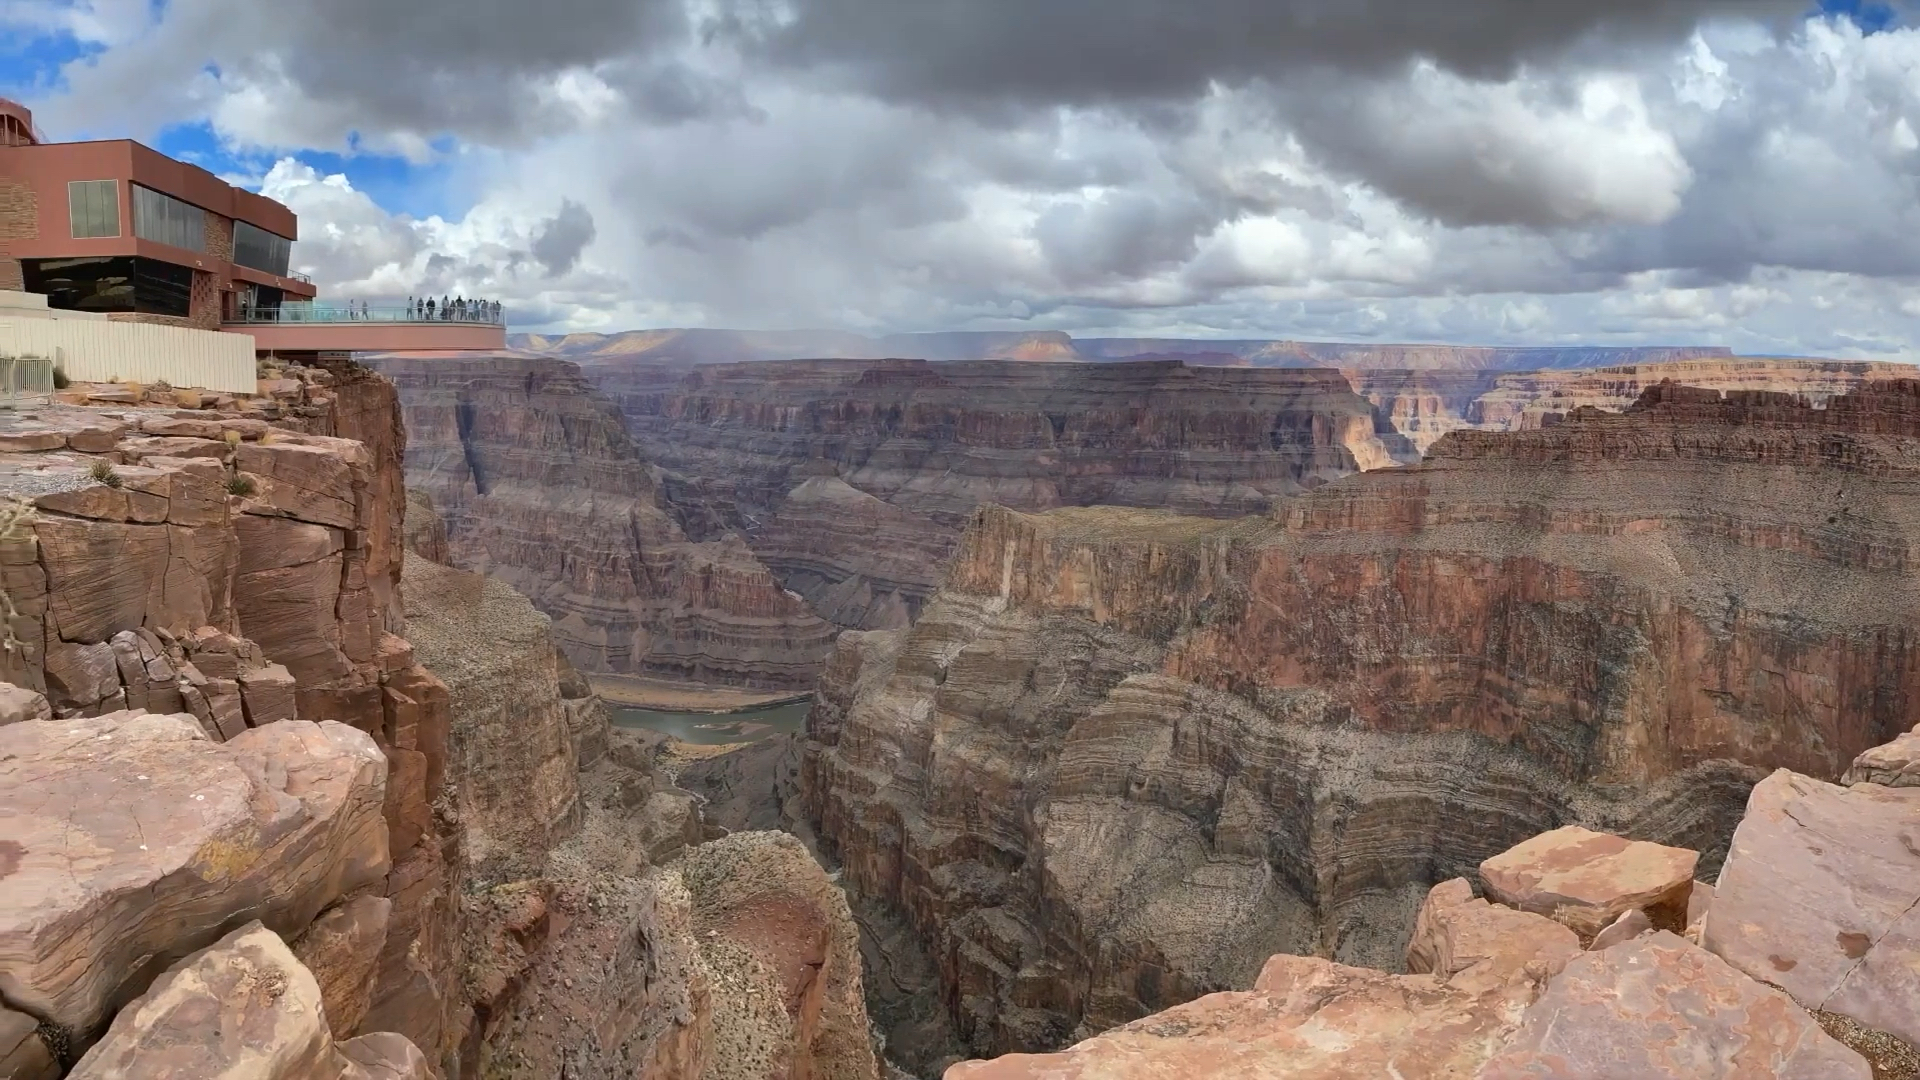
[1702,769,1920,1048]
[0,713,389,1041]
[1480,826,1698,941]
[1477,931,1869,1079]
[944,954,1531,1080]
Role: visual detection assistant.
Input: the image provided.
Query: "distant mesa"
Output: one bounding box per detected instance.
[505,327,1737,372]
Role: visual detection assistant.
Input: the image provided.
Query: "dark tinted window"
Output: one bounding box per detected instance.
[134,258,193,317]
[21,256,195,317]
[132,185,207,252]
[233,221,292,276]
[22,256,135,312]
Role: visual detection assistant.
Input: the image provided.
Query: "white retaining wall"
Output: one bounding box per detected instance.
[0,317,256,393]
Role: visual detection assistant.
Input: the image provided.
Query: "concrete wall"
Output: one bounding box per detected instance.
[0,308,255,392]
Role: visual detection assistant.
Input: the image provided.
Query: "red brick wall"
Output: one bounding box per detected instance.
[0,175,37,292]
[205,212,233,262]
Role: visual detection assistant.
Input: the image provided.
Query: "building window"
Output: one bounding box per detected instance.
[67,180,119,238]
[132,184,207,253]
[21,256,194,317]
[233,220,292,276]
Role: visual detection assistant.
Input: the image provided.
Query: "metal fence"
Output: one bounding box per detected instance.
[0,355,54,408]
[228,301,504,326]
[0,319,256,393]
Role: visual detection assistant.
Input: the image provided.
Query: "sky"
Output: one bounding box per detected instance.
[4,1,1920,355]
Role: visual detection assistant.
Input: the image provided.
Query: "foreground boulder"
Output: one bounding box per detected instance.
[1842,724,1920,788]
[1703,769,1920,1048]
[1403,878,1581,992]
[945,953,1535,1079]
[1480,826,1697,941]
[67,923,336,1079]
[66,922,431,1080]
[1478,932,1869,1079]
[0,713,389,1043]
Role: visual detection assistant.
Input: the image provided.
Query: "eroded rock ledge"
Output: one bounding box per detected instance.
[803,380,1920,1060]
[945,736,1920,1078]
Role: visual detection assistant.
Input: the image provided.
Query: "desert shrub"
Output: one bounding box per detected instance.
[87,459,123,488]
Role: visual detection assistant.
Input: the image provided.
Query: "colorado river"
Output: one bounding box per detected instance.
[609,697,812,745]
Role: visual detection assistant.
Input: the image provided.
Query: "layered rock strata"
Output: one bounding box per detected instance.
[803,380,1920,1058]
[375,355,836,689]
[0,394,464,1070]
[589,358,1416,631]
[1350,357,1920,453]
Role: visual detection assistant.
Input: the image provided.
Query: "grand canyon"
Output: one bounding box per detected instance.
[5,339,1917,1080]
[10,2,1920,1075]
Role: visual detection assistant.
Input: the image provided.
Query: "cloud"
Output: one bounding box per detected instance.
[14,0,1920,357]
[711,0,1809,108]
[532,200,596,276]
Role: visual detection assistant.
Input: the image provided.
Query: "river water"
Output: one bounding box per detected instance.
[608,697,812,745]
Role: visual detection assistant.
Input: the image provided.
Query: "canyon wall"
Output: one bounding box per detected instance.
[0,369,879,1080]
[588,358,1416,631]
[801,380,1920,1061]
[0,378,466,1073]
[1350,357,1920,452]
[374,355,837,689]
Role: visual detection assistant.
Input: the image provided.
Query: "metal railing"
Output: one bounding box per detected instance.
[0,355,55,408]
[225,301,504,326]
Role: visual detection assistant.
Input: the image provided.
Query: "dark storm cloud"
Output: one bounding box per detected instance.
[532,199,598,275]
[712,0,1806,109]
[270,0,682,136]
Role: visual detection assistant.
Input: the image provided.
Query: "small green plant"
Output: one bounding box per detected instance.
[87,459,123,488]
[225,473,256,497]
[51,367,69,390]
[222,429,243,448]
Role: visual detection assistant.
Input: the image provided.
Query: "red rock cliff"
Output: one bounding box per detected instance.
[802,380,1920,1061]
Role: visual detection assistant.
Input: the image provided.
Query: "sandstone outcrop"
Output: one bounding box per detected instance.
[588,358,1416,633]
[1402,880,1580,991]
[66,921,433,1080]
[948,813,1888,1079]
[945,951,1540,1080]
[374,355,836,689]
[804,381,1920,1058]
[1477,932,1871,1079]
[1478,826,1697,941]
[0,712,388,1046]
[292,895,394,1041]
[1844,722,1920,787]
[1702,769,1920,1049]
